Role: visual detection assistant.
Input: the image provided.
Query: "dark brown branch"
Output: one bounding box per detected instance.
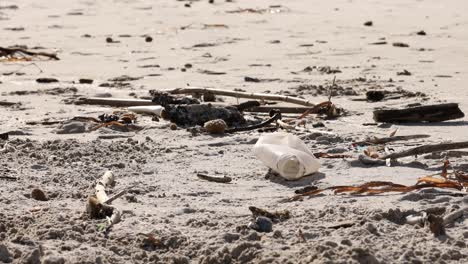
[225,113,281,133]
[373,103,464,123]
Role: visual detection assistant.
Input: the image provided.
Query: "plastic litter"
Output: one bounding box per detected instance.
[253,133,320,180]
[128,105,164,116]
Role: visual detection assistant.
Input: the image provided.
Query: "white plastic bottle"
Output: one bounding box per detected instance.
[253,133,320,180]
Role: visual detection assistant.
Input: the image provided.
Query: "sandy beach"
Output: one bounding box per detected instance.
[1,0,467,263]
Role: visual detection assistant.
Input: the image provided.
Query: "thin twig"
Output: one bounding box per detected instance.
[225,113,282,133]
[196,173,232,183]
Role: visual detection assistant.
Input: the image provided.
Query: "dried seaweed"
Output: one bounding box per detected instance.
[248,206,290,222]
[0,46,59,61]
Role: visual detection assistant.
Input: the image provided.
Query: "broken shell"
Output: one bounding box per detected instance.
[204,119,227,134]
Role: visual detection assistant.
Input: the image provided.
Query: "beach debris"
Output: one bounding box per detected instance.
[56,112,141,134]
[443,207,467,226]
[0,175,17,181]
[163,104,244,126]
[86,171,122,232]
[79,78,93,84]
[379,141,468,160]
[364,21,373,26]
[169,123,177,130]
[161,87,318,106]
[0,101,18,106]
[36,77,59,83]
[427,214,445,237]
[392,42,409,47]
[76,97,155,107]
[314,152,353,159]
[285,181,463,202]
[145,36,153,42]
[31,188,48,201]
[0,46,59,61]
[397,69,412,76]
[128,105,164,116]
[416,30,427,36]
[248,217,273,233]
[253,133,320,180]
[151,91,200,106]
[204,119,227,134]
[226,112,281,133]
[0,132,8,140]
[373,103,464,123]
[353,134,430,145]
[287,159,467,202]
[196,173,232,183]
[198,69,226,75]
[248,206,290,222]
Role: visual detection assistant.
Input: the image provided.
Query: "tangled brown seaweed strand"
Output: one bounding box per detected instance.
[286,179,463,202]
[0,46,59,61]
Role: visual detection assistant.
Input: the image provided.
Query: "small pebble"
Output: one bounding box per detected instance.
[248,216,273,233]
[31,188,48,201]
[145,36,153,42]
[170,123,177,130]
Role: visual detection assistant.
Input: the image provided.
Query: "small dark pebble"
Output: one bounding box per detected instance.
[397,69,412,76]
[249,216,273,233]
[366,90,385,102]
[79,78,93,84]
[416,30,426,36]
[364,21,373,26]
[145,36,153,42]
[312,122,325,128]
[184,3,191,7]
[31,188,48,201]
[106,37,113,43]
[36,78,59,83]
[184,63,192,68]
[244,76,261,83]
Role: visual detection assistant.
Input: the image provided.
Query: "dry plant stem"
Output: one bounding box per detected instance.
[380,141,468,160]
[277,120,295,130]
[196,173,232,183]
[354,134,430,145]
[162,87,317,106]
[443,207,467,225]
[0,47,59,60]
[0,101,18,106]
[225,113,281,133]
[0,176,18,181]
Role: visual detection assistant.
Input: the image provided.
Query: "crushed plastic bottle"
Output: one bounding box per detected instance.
[253,133,320,180]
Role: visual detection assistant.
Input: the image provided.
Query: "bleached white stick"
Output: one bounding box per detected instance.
[96,171,114,203]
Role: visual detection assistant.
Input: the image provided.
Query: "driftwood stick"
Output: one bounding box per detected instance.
[373,103,464,123]
[380,141,468,160]
[0,101,18,106]
[197,173,232,183]
[0,175,18,181]
[76,97,154,107]
[162,87,317,106]
[225,113,281,133]
[76,97,317,114]
[354,134,430,145]
[0,47,59,60]
[443,207,467,226]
